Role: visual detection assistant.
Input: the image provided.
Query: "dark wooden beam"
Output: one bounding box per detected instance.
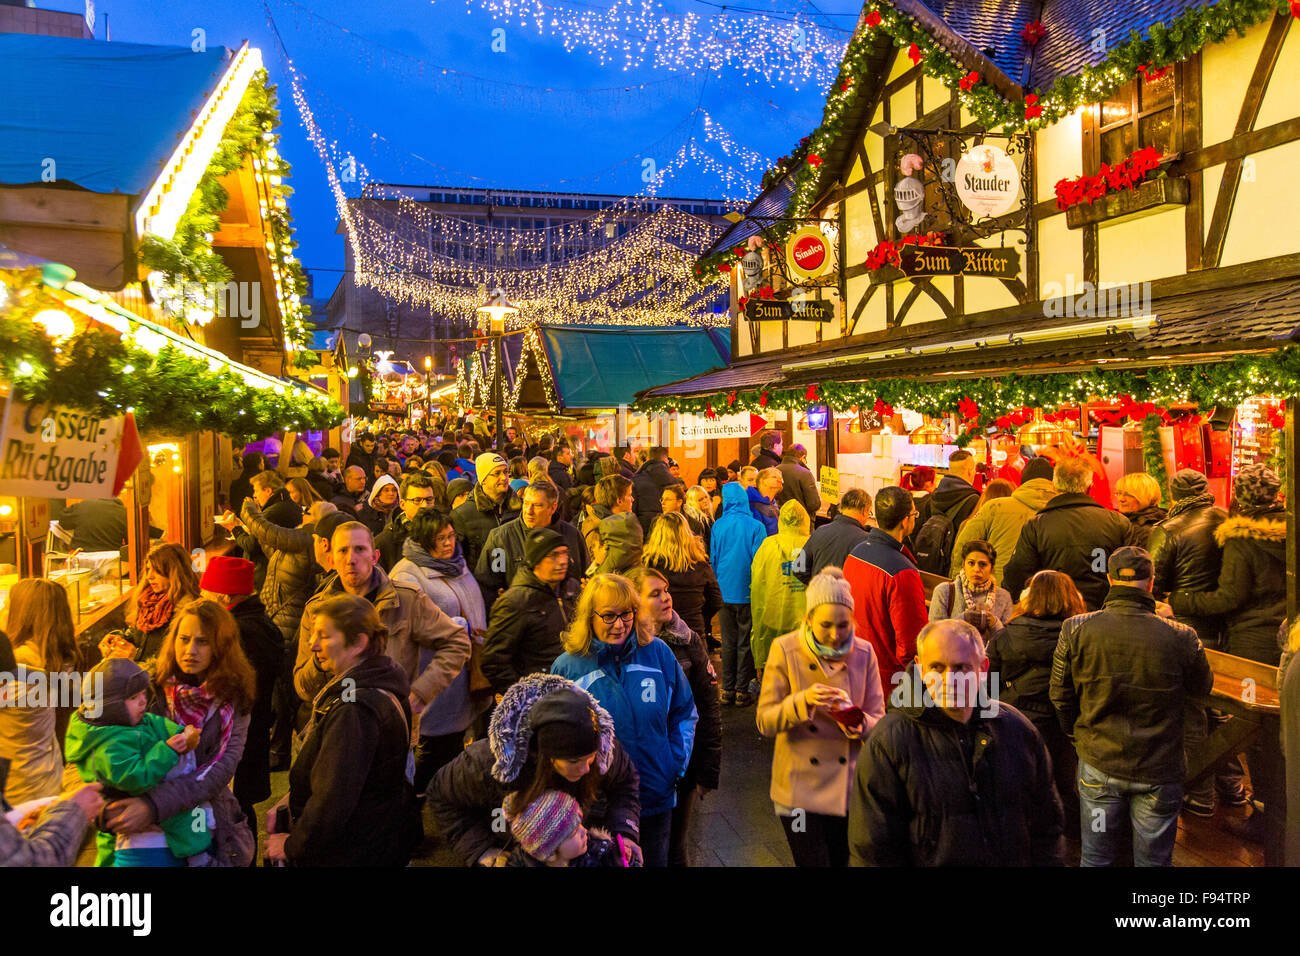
[1176,115,1300,174]
[1183,52,1205,272]
[1203,12,1291,269]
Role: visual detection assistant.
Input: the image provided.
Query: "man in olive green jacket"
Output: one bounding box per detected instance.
[949,459,1056,586]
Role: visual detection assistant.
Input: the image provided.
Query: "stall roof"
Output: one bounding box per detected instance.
[0,35,237,196]
[539,325,731,410]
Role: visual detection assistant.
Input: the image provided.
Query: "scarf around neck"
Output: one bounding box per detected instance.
[1166,491,1217,520]
[134,585,175,633]
[163,678,235,779]
[401,536,465,577]
[957,572,995,611]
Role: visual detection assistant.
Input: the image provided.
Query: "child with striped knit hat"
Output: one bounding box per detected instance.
[503,790,630,868]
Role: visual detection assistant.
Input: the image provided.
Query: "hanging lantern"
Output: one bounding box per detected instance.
[1018,409,1070,447]
[909,419,944,445]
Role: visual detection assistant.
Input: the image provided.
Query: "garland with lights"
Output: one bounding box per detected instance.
[694,0,1293,281]
[636,347,1300,447]
[0,270,344,443]
[1140,412,1170,506]
[138,68,315,366]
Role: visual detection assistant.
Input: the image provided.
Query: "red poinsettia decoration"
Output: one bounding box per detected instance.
[805,384,819,402]
[733,245,745,256]
[1055,146,1163,211]
[807,153,823,168]
[758,285,774,300]
[728,390,737,408]
[865,9,882,28]
[738,296,749,308]
[1020,20,1046,46]
[718,262,731,273]
[705,402,715,419]
[1137,63,1170,83]
[841,78,854,92]
[959,71,980,91]
[864,231,947,271]
[958,396,980,421]
[907,43,923,66]
[873,398,894,419]
[1292,0,1300,18]
[1268,406,1287,429]
[1024,93,1042,120]
[759,391,770,409]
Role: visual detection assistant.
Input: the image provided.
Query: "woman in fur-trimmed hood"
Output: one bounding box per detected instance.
[1170,463,1286,665]
[426,673,642,866]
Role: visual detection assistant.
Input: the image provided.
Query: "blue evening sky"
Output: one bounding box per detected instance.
[40,0,863,298]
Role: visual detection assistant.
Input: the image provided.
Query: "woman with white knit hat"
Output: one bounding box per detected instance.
[756,566,885,867]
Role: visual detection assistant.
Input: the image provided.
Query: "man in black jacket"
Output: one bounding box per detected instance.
[909,450,979,573]
[450,452,518,571]
[1051,547,1213,867]
[849,618,1063,866]
[475,479,587,612]
[344,433,378,489]
[749,430,783,470]
[632,446,677,534]
[548,444,576,520]
[1002,456,1135,608]
[330,466,367,517]
[480,528,579,694]
[795,488,871,584]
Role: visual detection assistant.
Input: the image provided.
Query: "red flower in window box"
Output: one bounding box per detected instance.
[865,9,882,28]
[807,154,823,168]
[1291,0,1300,18]
[907,43,923,66]
[958,71,980,91]
[1021,20,1046,46]
[1024,93,1042,120]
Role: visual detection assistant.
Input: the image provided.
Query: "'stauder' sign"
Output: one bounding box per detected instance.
[899,245,1021,278]
[745,299,835,322]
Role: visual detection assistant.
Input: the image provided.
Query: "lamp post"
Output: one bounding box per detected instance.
[476,287,518,452]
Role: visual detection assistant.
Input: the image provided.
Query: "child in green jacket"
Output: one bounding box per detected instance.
[64,658,211,867]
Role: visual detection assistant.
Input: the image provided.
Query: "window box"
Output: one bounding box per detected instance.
[1065,175,1190,229]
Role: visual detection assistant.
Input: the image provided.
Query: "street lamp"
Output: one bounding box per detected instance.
[424,355,433,426]
[476,287,518,451]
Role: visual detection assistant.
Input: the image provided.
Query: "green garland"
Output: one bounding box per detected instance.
[0,272,344,443]
[694,0,1290,281]
[138,68,314,354]
[1141,413,1170,507]
[636,348,1300,447]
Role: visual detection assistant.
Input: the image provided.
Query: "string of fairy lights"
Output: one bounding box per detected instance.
[458,0,850,88]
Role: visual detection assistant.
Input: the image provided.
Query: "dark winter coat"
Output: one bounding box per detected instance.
[795,513,869,584]
[747,484,778,536]
[644,555,723,639]
[848,666,1064,867]
[750,447,782,470]
[650,613,721,791]
[241,498,317,644]
[285,655,417,866]
[375,509,412,573]
[344,446,376,486]
[474,515,587,612]
[985,615,1068,724]
[479,566,579,693]
[227,594,283,807]
[307,472,338,502]
[1148,494,1227,646]
[1001,492,1136,610]
[1124,504,1167,550]
[1169,512,1287,664]
[632,458,677,533]
[451,484,520,573]
[1051,585,1213,784]
[776,454,822,517]
[908,474,979,555]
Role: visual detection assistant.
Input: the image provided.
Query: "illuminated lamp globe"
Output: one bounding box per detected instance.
[1018,410,1070,447]
[477,287,518,336]
[34,309,75,341]
[909,420,944,445]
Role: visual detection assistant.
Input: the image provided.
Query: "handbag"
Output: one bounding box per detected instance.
[468,633,492,694]
[205,786,255,868]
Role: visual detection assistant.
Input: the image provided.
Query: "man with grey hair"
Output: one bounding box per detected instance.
[848,618,1064,866]
[1002,456,1135,609]
[797,487,871,584]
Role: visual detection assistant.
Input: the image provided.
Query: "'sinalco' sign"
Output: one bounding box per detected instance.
[745,299,834,322]
[899,245,1021,278]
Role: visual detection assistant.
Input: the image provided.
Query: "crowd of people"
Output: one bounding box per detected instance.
[2,417,1298,869]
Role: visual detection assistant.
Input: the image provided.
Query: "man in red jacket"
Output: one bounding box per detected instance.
[843,486,928,695]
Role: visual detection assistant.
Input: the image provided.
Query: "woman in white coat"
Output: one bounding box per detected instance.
[390,509,487,796]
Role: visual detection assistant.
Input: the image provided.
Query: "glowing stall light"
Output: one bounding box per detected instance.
[33,309,75,340]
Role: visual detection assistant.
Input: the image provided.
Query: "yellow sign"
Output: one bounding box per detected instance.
[820,466,839,503]
[786,225,831,281]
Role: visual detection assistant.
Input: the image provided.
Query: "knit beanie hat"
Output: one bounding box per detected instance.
[1169,468,1210,501]
[446,476,474,505]
[200,555,255,596]
[530,688,601,758]
[368,474,399,507]
[474,452,509,481]
[1021,456,1055,483]
[507,790,582,861]
[804,566,854,612]
[80,658,151,726]
[524,526,566,568]
[1234,463,1281,516]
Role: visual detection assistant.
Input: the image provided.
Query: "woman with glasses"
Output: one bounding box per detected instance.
[550,573,698,867]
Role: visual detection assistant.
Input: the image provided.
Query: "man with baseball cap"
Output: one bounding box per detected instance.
[199,554,284,819]
[1051,546,1213,866]
[480,527,578,694]
[451,451,520,572]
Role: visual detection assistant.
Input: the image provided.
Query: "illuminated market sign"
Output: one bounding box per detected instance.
[785,225,831,281]
[745,299,834,322]
[899,246,1021,278]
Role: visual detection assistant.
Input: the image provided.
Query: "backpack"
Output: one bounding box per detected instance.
[912,508,958,574]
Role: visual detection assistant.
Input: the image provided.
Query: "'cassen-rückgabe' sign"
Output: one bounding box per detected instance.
[0,396,124,498]
[676,412,751,441]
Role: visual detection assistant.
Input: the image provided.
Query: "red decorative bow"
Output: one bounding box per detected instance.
[959,71,980,91]
[907,43,923,66]
[865,9,882,28]
[958,396,980,421]
[705,402,715,419]
[759,391,770,409]
[1024,93,1042,120]
[873,398,894,419]
[728,390,737,408]
[807,154,823,168]
[805,384,819,402]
